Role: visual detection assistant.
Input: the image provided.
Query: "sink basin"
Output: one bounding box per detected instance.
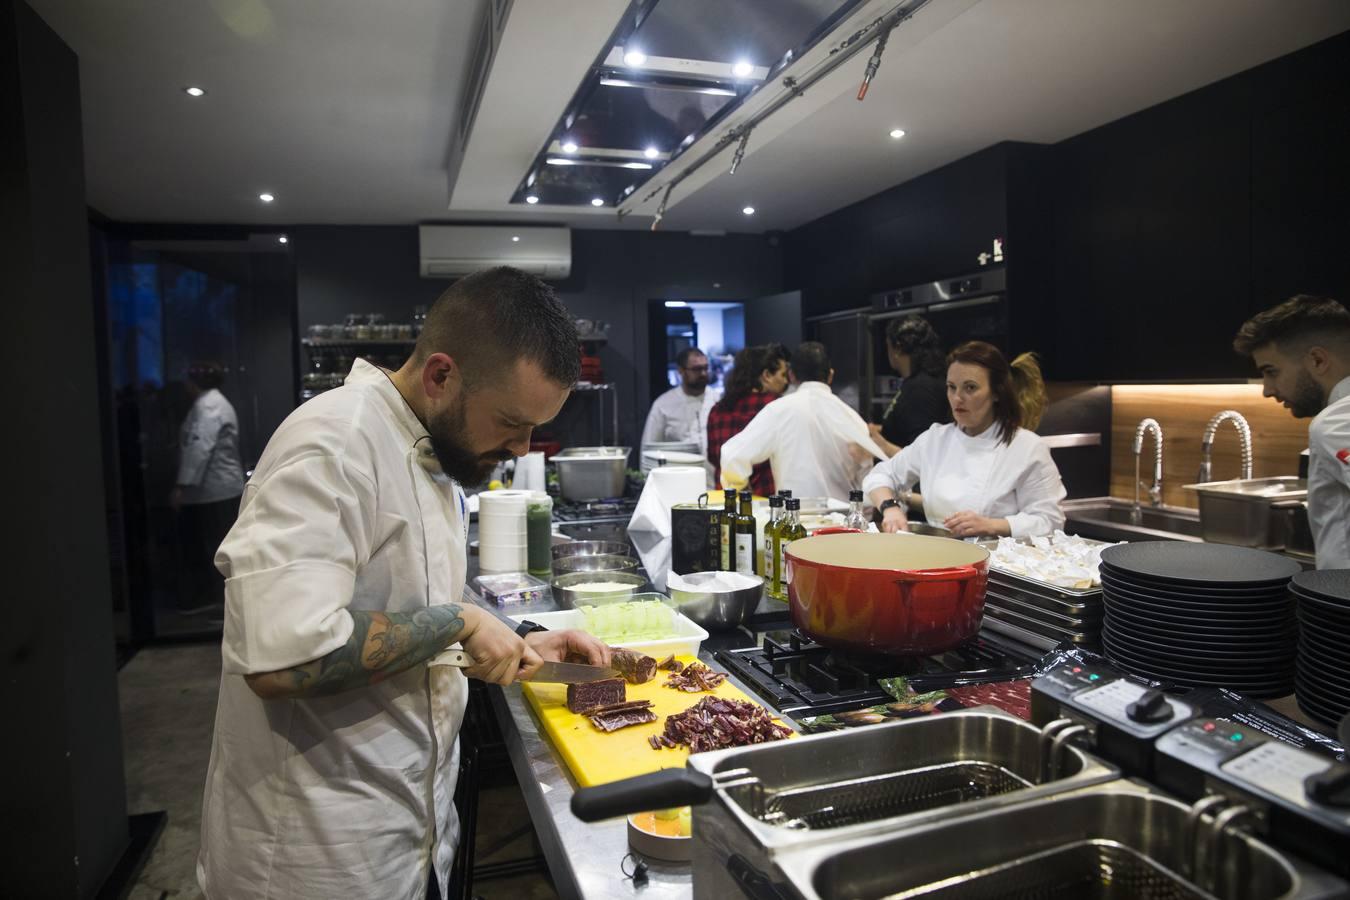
[774,781,1346,900]
[1183,477,1308,549]
[1063,497,1203,543]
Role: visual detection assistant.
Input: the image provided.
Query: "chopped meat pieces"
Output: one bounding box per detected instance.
[658,654,681,671]
[664,661,729,693]
[566,678,626,714]
[655,696,792,753]
[609,647,658,684]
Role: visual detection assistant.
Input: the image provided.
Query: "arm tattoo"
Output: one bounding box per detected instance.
[249,604,467,699]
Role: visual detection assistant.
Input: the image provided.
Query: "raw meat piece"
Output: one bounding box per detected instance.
[566,678,626,714]
[609,647,657,684]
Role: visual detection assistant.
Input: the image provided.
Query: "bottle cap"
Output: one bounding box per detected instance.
[849,490,863,501]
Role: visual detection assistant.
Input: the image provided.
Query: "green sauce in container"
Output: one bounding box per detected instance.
[526,493,553,576]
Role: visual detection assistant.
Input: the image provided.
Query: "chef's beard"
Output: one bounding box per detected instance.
[1287,369,1326,419]
[427,396,514,486]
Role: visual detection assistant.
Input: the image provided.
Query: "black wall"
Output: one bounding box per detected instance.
[292,226,783,447]
[2,1,129,894]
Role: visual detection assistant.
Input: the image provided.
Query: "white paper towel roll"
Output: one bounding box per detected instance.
[479,490,529,572]
[514,452,546,492]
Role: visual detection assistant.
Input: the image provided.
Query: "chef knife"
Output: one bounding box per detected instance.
[430,649,619,684]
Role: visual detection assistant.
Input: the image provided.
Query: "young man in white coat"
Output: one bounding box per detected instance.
[197,267,609,900]
[1235,295,1350,569]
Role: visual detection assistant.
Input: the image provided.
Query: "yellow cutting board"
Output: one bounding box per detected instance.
[522,655,792,788]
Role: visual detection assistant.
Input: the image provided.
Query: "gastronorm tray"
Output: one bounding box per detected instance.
[982,604,1097,646]
[984,587,1101,629]
[981,535,1112,600]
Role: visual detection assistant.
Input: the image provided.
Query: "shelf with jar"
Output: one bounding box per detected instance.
[299,308,427,402]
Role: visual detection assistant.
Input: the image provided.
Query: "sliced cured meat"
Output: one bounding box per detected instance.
[590,707,659,732]
[583,699,653,717]
[664,661,729,693]
[609,647,657,684]
[658,654,681,671]
[657,696,792,753]
[566,678,626,714]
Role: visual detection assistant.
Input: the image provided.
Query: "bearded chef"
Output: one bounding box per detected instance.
[197,267,609,900]
[1234,295,1350,569]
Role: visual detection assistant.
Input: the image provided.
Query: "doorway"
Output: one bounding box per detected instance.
[646,299,746,404]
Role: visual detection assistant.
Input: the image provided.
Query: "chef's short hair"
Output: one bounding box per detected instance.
[791,342,831,383]
[1234,295,1350,357]
[415,267,580,388]
[675,347,706,368]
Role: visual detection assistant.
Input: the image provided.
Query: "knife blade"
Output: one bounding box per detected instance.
[429,650,619,684]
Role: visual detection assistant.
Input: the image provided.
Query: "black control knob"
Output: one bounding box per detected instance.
[1305,713,1350,808]
[1126,689,1173,725]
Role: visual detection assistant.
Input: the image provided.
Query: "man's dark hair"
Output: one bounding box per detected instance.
[764,342,790,367]
[187,362,226,390]
[414,266,580,388]
[675,346,707,369]
[1233,295,1350,356]
[790,341,831,383]
[886,315,946,377]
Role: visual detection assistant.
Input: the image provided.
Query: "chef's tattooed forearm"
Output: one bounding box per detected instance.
[246,605,468,699]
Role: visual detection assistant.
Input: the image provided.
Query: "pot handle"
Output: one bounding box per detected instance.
[571,768,713,822]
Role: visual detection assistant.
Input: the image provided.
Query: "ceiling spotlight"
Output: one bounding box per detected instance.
[590,198,605,207]
[258,192,275,203]
[278,235,288,244]
[561,140,579,154]
[623,48,647,67]
[525,195,539,204]
[511,235,521,242]
[742,206,755,216]
[620,161,653,170]
[643,146,659,159]
[889,128,906,139]
[732,60,754,78]
[184,86,206,97]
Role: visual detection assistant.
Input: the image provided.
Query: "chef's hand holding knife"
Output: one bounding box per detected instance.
[457,608,610,685]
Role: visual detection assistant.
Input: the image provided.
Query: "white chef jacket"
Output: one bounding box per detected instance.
[641,386,719,455]
[1308,376,1350,569]
[198,359,470,900]
[720,381,885,502]
[177,388,246,504]
[862,422,1066,538]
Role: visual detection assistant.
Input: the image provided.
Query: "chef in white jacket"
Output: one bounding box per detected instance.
[198,268,609,900]
[720,341,884,501]
[1234,295,1350,569]
[864,341,1065,538]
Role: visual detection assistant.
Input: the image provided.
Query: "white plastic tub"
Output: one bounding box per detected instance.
[507,607,709,659]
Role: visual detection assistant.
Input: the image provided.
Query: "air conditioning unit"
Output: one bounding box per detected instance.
[418,225,571,280]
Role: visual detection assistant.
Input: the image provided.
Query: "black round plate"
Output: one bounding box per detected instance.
[1296,675,1350,707]
[1104,598,1296,633]
[1297,614,1349,644]
[1100,542,1301,587]
[1295,695,1345,730]
[1296,632,1350,665]
[1101,564,1293,598]
[1293,570,1350,605]
[1296,658,1350,693]
[1103,613,1297,651]
[1295,639,1350,672]
[1294,679,1350,718]
[1102,632,1296,679]
[1100,571,1290,608]
[1103,585,1293,622]
[1291,587,1350,623]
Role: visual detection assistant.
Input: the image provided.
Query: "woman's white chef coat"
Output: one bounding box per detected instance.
[197,359,469,900]
[862,422,1067,538]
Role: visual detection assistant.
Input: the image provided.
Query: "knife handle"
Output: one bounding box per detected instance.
[429,649,471,669]
[571,768,713,821]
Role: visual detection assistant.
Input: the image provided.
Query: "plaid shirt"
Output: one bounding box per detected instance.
[707,390,778,496]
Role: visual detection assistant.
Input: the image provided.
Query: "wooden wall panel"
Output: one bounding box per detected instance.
[1109,384,1309,509]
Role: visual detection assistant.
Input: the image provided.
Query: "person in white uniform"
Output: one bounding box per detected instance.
[197,267,609,900]
[1234,295,1350,569]
[641,346,718,454]
[864,341,1065,538]
[720,342,884,501]
[171,362,246,614]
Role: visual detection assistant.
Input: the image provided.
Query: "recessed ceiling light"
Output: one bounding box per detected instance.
[742,206,755,216]
[561,140,579,154]
[546,158,580,166]
[664,300,688,308]
[713,283,722,289]
[512,235,520,242]
[623,48,647,67]
[258,192,274,203]
[889,128,906,139]
[184,86,206,97]
[278,235,288,244]
[620,161,653,170]
[525,195,539,204]
[643,146,659,159]
[590,198,604,207]
[732,60,754,78]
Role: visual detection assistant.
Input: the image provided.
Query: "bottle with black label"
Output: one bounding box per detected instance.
[719,489,738,571]
[735,490,757,575]
[779,498,806,594]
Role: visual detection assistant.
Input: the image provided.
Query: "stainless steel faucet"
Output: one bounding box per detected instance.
[1133,418,1164,517]
[1197,410,1253,483]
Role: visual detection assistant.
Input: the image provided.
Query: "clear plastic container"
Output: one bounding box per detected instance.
[473,572,550,606]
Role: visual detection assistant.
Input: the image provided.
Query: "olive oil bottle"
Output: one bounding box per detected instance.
[734,490,758,576]
[763,495,784,596]
[778,497,807,597]
[719,489,738,571]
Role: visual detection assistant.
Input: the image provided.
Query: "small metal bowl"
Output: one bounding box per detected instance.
[667,571,764,631]
[551,540,631,560]
[551,554,639,578]
[552,571,646,609]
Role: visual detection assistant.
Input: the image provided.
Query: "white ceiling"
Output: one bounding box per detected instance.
[29,0,1350,232]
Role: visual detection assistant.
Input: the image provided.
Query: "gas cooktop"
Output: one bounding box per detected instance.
[717,627,1042,718]
[551,497,638,523]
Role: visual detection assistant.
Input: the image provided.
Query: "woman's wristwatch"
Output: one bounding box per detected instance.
[878,498,904,516]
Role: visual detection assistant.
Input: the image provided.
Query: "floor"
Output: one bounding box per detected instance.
[119,643,558,899]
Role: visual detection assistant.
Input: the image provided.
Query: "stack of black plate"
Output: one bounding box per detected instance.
[1290,570,1350,727]
[1099,542,1300,698]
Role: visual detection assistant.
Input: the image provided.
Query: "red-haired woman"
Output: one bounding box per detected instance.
[862,341,1065,538]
